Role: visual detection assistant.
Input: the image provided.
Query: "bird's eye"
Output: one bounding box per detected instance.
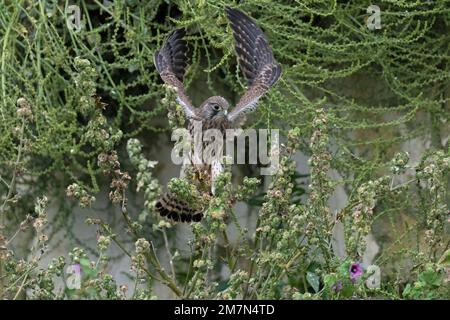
[212,104,221,111]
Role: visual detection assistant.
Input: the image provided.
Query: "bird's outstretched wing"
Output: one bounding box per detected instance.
[154,28,197,119]
[225,7,282,124]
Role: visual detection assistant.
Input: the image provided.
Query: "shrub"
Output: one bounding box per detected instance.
[0,0,449,300]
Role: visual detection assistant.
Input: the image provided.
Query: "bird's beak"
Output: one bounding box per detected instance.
[224,110,228,116]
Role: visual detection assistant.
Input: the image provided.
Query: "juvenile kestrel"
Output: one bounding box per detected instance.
[154,7,281,222]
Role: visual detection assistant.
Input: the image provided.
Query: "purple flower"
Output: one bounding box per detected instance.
[349,262,363,281]
[331,280,343,293]
[71,263,81,275]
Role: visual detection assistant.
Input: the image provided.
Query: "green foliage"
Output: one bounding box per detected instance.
[0,0,449,300]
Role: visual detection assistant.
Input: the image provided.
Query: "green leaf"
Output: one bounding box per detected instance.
[438,249,450,266]
[338,260,351,276]
[340,283,354,298]
[402,283,412,297]
[79,258,90,268]
[80,258,97,278]
[306,271,320,293]
[419,270,441,287]
[323,274,337,288]
[217,280,230,292]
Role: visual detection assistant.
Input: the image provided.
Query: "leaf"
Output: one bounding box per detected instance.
[338,260,351,276]
[216,280,230,292]
[80,258,97,278]
[419,270,441,287]
[402,283,412,297]
[438,249,450,266]
[79,258,90,268]
[323,274,337,288]
[306,271,320,293]
[340,283,355,298]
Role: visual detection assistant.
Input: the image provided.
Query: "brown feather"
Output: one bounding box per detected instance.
[155,192,203,223]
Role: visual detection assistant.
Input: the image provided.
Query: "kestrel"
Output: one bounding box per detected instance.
[154,7,281,222]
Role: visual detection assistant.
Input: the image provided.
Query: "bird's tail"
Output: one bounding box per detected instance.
[155,192,203,223]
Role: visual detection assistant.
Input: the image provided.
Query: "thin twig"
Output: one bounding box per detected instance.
[162,229,176,280]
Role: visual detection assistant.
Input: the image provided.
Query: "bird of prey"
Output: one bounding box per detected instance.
[154,7,281,222]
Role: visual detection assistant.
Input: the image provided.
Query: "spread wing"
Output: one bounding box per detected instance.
[154,28,197,119]
[225,7,282,125]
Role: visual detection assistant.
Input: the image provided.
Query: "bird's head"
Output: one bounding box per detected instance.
[199,96,229,120]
